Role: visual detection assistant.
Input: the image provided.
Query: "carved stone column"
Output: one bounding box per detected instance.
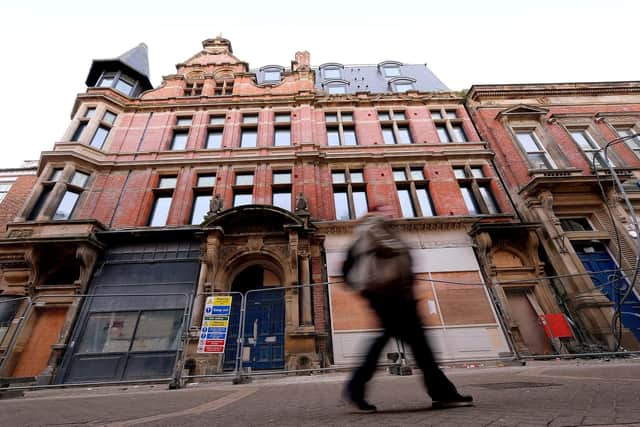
[299,252,312,326]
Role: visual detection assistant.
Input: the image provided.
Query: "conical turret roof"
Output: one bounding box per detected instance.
[85,43,152,92]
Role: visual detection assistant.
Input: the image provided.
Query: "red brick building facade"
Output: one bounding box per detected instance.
[466,83,640,353]
[0,37,535,384]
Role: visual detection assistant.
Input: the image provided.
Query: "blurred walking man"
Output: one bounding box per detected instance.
[342,206,473,412]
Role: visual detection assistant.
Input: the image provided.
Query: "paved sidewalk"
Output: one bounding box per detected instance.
[1,358,640,426]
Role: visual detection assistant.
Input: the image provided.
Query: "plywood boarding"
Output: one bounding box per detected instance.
[431,271,496,326]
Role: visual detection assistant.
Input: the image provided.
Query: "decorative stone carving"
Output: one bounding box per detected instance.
[295,192,309,214]
[204,194,224,221]
[76,245,99,294]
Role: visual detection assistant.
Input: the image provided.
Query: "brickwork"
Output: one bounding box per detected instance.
[0,174,37,236]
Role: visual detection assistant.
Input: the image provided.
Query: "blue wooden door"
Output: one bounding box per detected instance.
[244,289,285,370]
[576,245,640,341]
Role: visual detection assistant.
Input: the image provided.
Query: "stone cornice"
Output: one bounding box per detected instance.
[315,214,516,235]
[467,81,640,103]
[72,89,465,116]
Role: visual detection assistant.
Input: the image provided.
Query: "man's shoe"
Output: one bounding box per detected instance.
[432,394,474,409]
[342,387,377,412]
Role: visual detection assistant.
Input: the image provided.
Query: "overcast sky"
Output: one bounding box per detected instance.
[1,0,638,168]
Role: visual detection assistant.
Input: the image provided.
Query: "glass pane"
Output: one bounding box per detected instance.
[206,130,223,148]
[158,177,177,188]
[274,114,290,123]
[114,78,134,95]
[445,111,457,119]
[470,167,484,178]
[343,128,357,146]
[176,117,192,126]
[131,310,183,351]
[453,168,466,179]
[394,83,413,93]
[325,113,338,123]
[340,113,353,122]
[416,188,434,216]
[393,170,407,181]
[90,126,109,149]
[98,76,114,88]
[328,86,346,94]
[197,175,216,187]
[273,192,292,210]
[243,115,258,124]
[235,174,254,185]
[378,112,390,121]
[327,129,340,146]
[240,129,257,147]
[410,169,424,180]
[451,125,467,142]
[76,312,138,354]
[53,191,80,220]
[394,112,406,121]
[274,128,291,146]
[273,172,291,184]
[264,70,281,81]
[191,195,212,224]
[332,172,346,183]
[431,111,442,120]
[353,191,368,218]
[516,131,541,153]
[398,126,412,144]
[28,187,51,220]
[528,153,552,169]
[103,111,117,125]
[171,132,188,150]
[480,186,499,214]
[71,171,89,187]
[397,189,415,218]
[382,128,395,144]
[71,122,86,141]
[383,66,401,77]
[149,196,172,226]
[436,125,451,143]
[323,68,341,79]
[209,115,225,125]
[615,127,640,150]
[570,130,596,149]
[461,187,479,215]
[50,169,63,181]
[84,108,96,118]
[233,192,253,207]
[350,171,364,183]
[333,192,349,220]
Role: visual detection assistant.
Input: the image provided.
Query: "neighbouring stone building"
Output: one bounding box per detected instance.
[9,37,638,386]
[466,82,640,353]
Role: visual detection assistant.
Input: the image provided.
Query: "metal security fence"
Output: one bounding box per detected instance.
[0,292,192,391]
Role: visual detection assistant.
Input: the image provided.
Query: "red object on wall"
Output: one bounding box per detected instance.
[539,314,573,339]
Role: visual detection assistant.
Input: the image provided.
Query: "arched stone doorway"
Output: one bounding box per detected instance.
[224,263,286,370]
[188,204,329,374]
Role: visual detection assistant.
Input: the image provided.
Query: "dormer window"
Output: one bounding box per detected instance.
[320,63,344,80]
[260,66,283,83]
[323,80,349,95]
[389,77,416,93]
[97,71,137,96]
[378,61,403,78]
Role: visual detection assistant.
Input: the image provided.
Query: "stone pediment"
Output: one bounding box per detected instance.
[203,204,310,234]
[496,104,549,120]
[178,37,248,71]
